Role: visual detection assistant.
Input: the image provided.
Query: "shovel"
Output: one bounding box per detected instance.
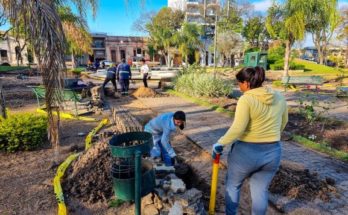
[209,153,221,215]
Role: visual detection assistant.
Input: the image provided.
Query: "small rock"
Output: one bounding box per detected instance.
[144,204,159,215]
[167,173,179,180]
[325,177,336,186]
[168,201,183,215]
[170,179,186,193]
[142,193,154,207]
[154,188,167,201]
[154,194,163,210]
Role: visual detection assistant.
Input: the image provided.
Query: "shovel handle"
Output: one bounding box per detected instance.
[209,154,220,215]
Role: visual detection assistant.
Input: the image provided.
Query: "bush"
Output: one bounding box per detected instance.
[268,46,285,65]
[270,60,305,71]
[272,80,283,87]
[0,113,47,152]
[174,73,233,97]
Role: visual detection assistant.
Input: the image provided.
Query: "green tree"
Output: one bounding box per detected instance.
[242,16,270,50]
[0,0,97,150]
[146,7,184,66]
[175,22,202,65]
[266,1,306,77]
[216,31,243,67]
[217,5,243,34]
[338,7,348,67]
[306,0,340,65]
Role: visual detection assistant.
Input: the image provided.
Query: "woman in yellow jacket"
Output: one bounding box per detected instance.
[212,67,288,215]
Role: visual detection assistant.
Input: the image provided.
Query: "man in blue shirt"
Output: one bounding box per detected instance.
[116,58,132,95]
[102,63,117,95]
[144,111,186,166]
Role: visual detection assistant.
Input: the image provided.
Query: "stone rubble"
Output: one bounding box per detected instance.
[141,162,206,215]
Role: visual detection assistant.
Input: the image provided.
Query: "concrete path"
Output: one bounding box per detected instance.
[138,95,348,214]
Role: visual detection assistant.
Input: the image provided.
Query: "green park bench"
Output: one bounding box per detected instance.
[29,85,89,116]
[281,76,324,92]
[336,86,348,97]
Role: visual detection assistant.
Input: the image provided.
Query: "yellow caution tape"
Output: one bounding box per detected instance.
[36,108,97,122]
[54,152,80,215]
[53,118,109,214]
[85,118,109,150]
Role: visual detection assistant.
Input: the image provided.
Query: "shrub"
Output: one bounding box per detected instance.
[272,80,283,87]
[270,60,305,71]
[268,46,285,65]
[174,73,233,97]
[0,113,47,152]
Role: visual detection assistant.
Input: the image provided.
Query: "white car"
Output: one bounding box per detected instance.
[100,60,115,68]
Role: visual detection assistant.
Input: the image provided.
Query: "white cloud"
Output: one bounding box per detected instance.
[252,0,272,12]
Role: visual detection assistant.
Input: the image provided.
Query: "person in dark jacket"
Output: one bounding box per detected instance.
[102,64,117,95]
[116,58,132,95]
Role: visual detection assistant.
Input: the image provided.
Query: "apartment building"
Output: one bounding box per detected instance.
[169,0,220,66]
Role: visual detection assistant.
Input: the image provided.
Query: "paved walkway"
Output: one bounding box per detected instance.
[139,96,348,214]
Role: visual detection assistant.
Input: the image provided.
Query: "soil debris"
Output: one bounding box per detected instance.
[270,161,336,201]
[63,141,113,203]
[133,87,157,98]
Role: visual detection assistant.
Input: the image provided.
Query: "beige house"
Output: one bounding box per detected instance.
[0,35,33,66]
[83,33,150,65]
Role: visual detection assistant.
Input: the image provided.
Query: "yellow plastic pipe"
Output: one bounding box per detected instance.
[209,153,221,215]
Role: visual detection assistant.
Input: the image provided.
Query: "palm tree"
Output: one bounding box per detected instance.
[59,6,93,68]
[0,0,97,153]
[266,1,305,77]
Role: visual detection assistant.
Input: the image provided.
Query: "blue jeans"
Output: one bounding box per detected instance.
[225,141,281,215]
[119,79,129,95]
[151,140,173,166]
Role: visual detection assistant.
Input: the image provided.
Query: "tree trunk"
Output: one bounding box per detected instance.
[284,40,291,77]
[0,82,6,119]
[71,52,76,69]
[345,44,348,68]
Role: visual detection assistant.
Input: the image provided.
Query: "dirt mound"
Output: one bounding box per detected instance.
[63,141,113,203]
[270,161,336,201]
[133,87,157,98]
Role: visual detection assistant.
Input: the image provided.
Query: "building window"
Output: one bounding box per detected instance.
[137,48,142,55]
[133,49,136,57]
[0,50,8,61]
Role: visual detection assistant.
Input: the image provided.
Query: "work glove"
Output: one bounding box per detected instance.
[212,143,224,159]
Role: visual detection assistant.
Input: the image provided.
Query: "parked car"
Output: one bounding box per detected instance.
[100,60,115,69]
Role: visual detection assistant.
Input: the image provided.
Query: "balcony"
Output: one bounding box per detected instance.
[206,0,219,8]
[206,10,216,16]
[186,11,202,17]
[187,0,200,6]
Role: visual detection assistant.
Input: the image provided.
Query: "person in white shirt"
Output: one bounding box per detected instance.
[144,111,186,166]
[140,59,149,87]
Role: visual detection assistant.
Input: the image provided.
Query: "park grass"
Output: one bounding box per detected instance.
[293,135,348,162]
[292,59,348,76]
[68,67,86,74]
[0,66,29,72]
[166,89,235,117]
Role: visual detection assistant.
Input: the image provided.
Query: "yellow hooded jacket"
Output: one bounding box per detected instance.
[218,87,288,145]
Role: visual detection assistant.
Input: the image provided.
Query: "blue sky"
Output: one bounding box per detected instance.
[86,0,348,37]
[1,0,348,45]
[85,0,167,36]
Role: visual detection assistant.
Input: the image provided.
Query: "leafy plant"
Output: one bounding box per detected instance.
[174,72,233,98]
[0,113,47,152]
[297,95,331,126]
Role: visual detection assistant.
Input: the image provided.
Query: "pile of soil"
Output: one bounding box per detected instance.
[133,87,157,98]
[286,113,348,153]
[63,141,113,203]
[270,161,336,201]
